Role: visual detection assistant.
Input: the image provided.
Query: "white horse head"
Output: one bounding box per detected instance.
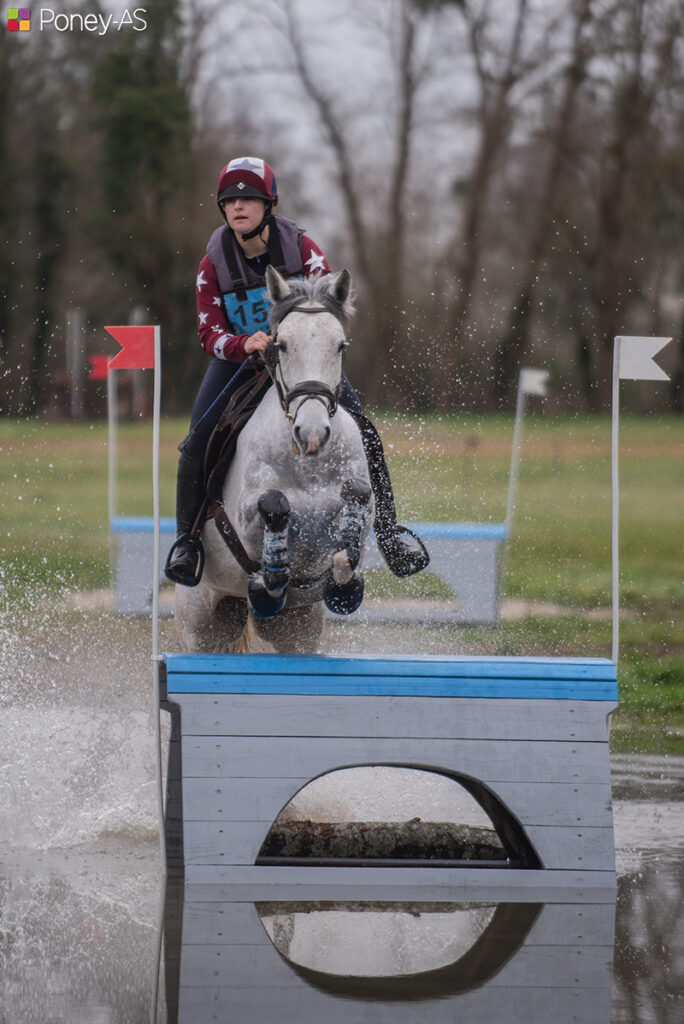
[266,266,354,457]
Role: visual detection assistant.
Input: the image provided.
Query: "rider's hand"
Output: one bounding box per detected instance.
[244,331,272,354]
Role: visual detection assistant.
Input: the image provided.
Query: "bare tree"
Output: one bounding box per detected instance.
[248,0,438,405]
[431,0,538,409]
[491,0,594,407]
[556,0,684,407]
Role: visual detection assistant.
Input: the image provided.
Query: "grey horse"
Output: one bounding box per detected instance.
[175,266,374,653]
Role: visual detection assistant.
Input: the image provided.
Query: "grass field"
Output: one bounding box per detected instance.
[0,412,681,753]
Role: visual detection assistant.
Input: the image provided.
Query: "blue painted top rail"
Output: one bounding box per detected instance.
[112,516,506,540]
[112,516,176,533]
[163,653,617,701]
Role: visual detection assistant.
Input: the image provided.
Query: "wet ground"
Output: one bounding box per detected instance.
[0,606,682,1022]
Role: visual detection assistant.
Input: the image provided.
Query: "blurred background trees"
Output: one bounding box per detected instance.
[1,0,682,417]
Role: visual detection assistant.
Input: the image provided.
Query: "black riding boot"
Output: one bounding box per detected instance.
[352,413,430,578]
[164,452,206,586]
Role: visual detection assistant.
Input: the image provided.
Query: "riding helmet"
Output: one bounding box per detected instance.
[217,157,279,207]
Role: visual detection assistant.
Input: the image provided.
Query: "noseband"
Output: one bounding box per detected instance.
[265,305,345,420]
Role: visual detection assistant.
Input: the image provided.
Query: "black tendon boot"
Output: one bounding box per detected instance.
[352,413,430,578]
[164,452,206,586]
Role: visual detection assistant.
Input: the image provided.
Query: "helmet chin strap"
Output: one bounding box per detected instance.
[240,207,273,242]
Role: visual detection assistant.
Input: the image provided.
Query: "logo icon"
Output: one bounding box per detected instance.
[7,7,30,31]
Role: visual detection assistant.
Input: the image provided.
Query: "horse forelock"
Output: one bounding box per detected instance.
[270,274,355,334]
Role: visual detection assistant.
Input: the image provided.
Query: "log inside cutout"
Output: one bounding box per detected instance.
[258,819,507,864]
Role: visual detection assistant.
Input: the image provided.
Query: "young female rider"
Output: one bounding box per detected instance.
[165,156,428,585]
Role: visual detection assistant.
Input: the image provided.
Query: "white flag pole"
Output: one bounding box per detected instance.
[505,377,526,545]
[152,326,161,665]
[150,326,166,875]
[107,368,118,577]
[505,368,549,544]
[611,335,670,666]
[611,339,621,665]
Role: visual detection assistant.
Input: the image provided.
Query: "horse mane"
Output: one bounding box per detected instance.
[269,274,355,335]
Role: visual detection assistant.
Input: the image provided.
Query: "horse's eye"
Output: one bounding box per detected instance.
[276,340,287,354]
[338,340,349,354]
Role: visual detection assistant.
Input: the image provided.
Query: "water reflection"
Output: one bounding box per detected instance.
[0,733,681,1020]
[0,849,161,1024]
[161,886,613,1023]
[614,859,684,1024]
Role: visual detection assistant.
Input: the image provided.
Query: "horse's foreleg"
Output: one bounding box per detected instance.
[324,477,371,615]
[247,489,291,619]
[337,477,372,569]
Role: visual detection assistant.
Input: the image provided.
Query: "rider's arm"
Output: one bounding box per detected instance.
[196,254,250,360]
[301,237,331,277]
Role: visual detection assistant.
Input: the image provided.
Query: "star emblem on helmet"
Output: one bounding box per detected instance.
[229,157,264,175]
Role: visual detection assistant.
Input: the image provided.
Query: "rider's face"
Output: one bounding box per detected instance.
[223,196,267,236]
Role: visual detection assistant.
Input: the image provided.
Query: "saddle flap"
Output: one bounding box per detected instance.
[204,371,271,502]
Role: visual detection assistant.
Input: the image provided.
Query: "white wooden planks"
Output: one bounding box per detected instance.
[177,983,611,1024]
[179,899,615,949]
[172,693,614,741]
[180,777,613,827]
[180,734,610,784]
[181,820,615,871]
[183,867,618,903]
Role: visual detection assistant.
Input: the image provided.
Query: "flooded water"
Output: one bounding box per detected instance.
[0,608,682,1022]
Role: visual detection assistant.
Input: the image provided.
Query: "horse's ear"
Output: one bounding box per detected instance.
[266,265,292,303]
[328,269,352,306]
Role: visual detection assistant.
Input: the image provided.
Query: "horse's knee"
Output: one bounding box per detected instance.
[257,489,290,531]
[341,477,372,507]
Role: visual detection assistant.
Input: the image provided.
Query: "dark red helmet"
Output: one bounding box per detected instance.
[217,157,278,206]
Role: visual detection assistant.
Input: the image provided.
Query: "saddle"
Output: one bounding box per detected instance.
[203,368,271,503]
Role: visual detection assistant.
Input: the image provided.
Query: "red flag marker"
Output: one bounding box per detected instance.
[105,325,156,369]
[88,354,110,381]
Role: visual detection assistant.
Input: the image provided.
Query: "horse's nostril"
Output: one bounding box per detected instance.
[294,421,330,455]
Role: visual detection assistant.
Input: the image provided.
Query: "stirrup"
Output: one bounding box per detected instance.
[376,524,430,578]
[164,534,205,587]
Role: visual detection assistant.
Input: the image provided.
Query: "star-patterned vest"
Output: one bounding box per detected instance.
[206,214,305,336]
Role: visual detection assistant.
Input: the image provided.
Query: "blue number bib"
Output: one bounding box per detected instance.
[221,277,304,336]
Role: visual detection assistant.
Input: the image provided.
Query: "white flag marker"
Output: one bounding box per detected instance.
[519,367,550,397]
[505,367,550,544]
[611,335,671,665]
[616,335,670,381]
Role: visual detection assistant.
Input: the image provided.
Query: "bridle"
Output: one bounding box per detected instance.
[264,305,347,421]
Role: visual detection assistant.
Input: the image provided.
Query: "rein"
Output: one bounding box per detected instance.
[265,304,343,420]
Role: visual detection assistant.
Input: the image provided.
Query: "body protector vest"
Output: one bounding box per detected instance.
[206,214,305,337]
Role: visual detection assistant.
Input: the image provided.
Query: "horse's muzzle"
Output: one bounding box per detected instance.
[293,422,331,455]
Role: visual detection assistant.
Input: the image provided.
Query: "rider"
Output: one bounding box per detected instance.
[165,156,428,585]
